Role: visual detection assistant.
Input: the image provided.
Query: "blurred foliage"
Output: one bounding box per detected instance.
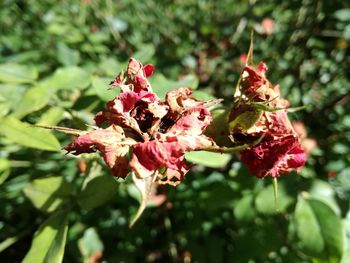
[0,0,350,262]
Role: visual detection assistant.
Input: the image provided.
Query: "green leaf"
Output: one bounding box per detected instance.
[255,183,294,215]
[0,63,38,84]
[0,84,26,112]
[57,42,80,66]
[150,74,199,98]
[340,249,350,263]
[98,58,122,77]
[0,158,10,185]
[334,9,350,22]
[77,167,118,211]
[11,85,51,119]
[37,107,65,126]
[185,151,231,168]
[23,176,74,213]
[309,179,340,215]
[91,76,120,101]
[133,44,155,63]
[234,193,256,222]
[22,211,69,263]
[78,228,103,259]
[192,90,216,101]
[294,196,344,260]
[44,67,91,90]
[0,117,61,151]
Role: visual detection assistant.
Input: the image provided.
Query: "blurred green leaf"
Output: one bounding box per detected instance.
[78,228,103,260]
[185,151,231,168]
[234,193,256,222]
[0,84,26,113]
[199,182,235,210]
[255,183,294,215]
[0,63,38,84]
[11,85,50,119]
[44,67,91,90]
[22,211,68,263]
[23,176,74,213]
[133,44,155,63]
[0,117,61,151]
[57,42,80,66]
[294,196,344,260]
[309,179,340,215]
[150,74,199,98]
[37,107,65,126]
[334,9,350,21]
[77,170,117,210]
[0,158,10,185]
[91,76,120,101]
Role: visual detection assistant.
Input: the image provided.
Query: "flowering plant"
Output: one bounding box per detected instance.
[39,42,306,225]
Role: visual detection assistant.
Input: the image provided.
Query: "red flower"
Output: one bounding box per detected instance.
[241,135,306,178]
[65,125,135,178]
[232,60,306,178]
[65,58,219,185]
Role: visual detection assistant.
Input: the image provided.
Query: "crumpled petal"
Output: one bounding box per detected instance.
[130,131,215,185]
[232,58,307,178]
[65,125,136,178]
[241,135,306,178]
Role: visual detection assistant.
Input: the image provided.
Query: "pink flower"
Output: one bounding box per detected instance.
[261,18,274,36]
[239,53,248,64]
[65,58,219,185]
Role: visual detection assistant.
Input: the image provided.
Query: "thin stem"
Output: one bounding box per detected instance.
[273,177,279,212]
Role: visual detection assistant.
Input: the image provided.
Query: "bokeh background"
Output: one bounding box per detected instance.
[1,0,350,262]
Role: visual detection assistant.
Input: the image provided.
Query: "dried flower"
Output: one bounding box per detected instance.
[231,59,306,178]
[65,58,219,186]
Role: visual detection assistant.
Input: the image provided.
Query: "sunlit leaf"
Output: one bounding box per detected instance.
[22,211,69,263]
[23,176,74,213]
[57,42,80,66]
[0,63,38,84]
[78,228,103,260]
[91,76,120,101]
[44,67,91,90]
[294,196,344,260]
[37,107,65,126]
[77,166,117,211]
[0,117,61,151]
[11,85,50,119]
[150,74,198,98]
[0,158,10,185]
[133,44,155,63]
[185,151,231,168]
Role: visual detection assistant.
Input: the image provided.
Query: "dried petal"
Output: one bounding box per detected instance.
[241,135,306,178]
[65,125,135,178]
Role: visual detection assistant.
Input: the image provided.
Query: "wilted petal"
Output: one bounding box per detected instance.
[127,58,153,92]
[65,125,135,178]
[168,107,213,135]
[240,135,306,178]
[130,130,214,185]
[143,64,154,78]
[166,87,219,112]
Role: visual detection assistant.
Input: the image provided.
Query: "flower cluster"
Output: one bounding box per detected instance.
[229,62,306,178]
[65,58,219,186]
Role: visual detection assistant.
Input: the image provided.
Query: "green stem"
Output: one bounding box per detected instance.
[273,177,279,212]
[204,134,265,154]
